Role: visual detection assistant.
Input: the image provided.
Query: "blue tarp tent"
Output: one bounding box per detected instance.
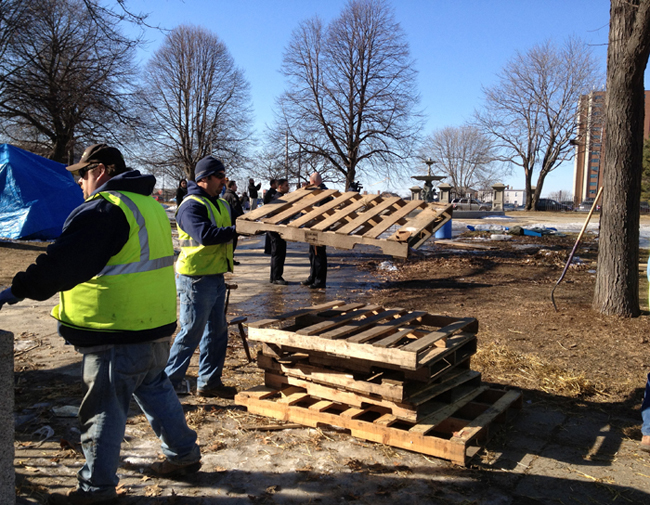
[0,144,83,240]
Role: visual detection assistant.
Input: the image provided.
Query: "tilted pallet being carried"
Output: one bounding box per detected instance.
[235,300,522,466]
[235,186,453,258]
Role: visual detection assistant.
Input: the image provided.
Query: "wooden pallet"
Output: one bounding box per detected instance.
[257,351,474,402]
[263,366,481,422]
[248,301,478,371]
[262,332,477,383]
[235,186,452,258]
[235,385,523,466]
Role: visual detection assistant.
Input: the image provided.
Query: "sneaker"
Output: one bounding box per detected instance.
[271,279,288,285]
[300,279,313,286]
[173,378,192,396]
[149,458,202,478]
[48,489,117,505]
[197,384,238,399]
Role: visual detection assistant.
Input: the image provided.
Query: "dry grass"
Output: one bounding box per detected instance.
[472,341,608,398]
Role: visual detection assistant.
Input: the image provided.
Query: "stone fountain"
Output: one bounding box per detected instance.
[411,158,445,202]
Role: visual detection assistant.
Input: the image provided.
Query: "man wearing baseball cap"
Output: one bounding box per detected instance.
[164,156,238,399]
[0,144,201,504]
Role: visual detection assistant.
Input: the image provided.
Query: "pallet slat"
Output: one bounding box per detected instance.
[401,318,477,354]
[297,305,383,336]
[263,189,340,225]
[248,300,346,328]
[319,308,407,340]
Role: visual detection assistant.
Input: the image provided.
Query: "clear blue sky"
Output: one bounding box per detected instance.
[128,0,618,196]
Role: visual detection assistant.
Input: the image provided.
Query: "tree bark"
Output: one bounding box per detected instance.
[593,0,650,316]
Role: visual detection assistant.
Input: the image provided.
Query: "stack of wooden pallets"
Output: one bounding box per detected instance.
[235,301,522,466]
[235,186,453,258]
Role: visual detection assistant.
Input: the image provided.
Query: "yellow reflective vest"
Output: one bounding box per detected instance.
[51,191,177,332]
[176,195,233,276]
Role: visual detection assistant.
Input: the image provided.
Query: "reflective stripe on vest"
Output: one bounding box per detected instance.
[177,195,219,247]
[51,190,177,332]
[176,194,233,276]
[96,191,174,276]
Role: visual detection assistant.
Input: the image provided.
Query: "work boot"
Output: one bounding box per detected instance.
[271,278,288,285]
[48,489,117,505]
[173,378,192,396]
[300,278,313,286]
[197,384,238,399]
[149,458,202,478]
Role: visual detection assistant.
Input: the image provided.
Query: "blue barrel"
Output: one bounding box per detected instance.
[435,219,452,239]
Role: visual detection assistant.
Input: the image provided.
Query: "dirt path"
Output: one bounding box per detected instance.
[3,217,650,504]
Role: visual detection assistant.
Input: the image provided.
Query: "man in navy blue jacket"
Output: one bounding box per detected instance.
[301,172,329,289]
[0,144,201,504]
[164,156,238,399]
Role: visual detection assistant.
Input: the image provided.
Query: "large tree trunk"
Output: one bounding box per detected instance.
[524,169,534,210]
[593,0,650,316]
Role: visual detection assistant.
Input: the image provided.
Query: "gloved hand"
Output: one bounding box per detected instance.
[0,287,20,310]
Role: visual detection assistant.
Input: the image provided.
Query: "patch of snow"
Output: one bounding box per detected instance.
[378,261,397,272]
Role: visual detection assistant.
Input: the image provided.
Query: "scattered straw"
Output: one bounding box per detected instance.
[473,341,607,398]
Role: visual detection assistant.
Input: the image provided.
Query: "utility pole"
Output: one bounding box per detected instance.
[285,131,289,180]
[298,145,302,187]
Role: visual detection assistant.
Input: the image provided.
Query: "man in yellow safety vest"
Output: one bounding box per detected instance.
[0,144,201,504]
[165,156,238,399]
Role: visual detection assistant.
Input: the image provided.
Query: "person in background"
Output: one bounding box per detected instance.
[301,172,328,289]
[175,179,188,207]
[267,178,289,285]
[222,180,244,266]
[248,177,261,211]
[642,259,650,453]
[263,178,278,205]
[0,144,201,504]
[165,156,238,399]
[241,191,250,211]
[263,178,279,258]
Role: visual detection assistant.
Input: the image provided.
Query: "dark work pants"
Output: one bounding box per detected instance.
[308,245,327,285]
[269,232,286,281]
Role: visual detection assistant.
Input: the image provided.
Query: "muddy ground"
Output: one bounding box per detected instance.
[3,212,650,504]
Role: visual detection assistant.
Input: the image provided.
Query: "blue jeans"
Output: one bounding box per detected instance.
[166,273,228,390]
[78,342,200,495]
[642,372,650,436]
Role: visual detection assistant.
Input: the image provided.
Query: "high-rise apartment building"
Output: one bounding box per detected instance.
[573,90,650,205]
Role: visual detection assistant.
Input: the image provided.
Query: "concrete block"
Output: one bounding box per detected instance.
[0,330,15,505]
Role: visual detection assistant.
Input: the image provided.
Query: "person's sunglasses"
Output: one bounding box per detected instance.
[74,163,99,180]
[213,172,226,179]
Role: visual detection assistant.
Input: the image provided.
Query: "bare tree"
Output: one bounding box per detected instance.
[274,0,423,190]
[139,24,254,181]
[0,1,28,62]
[0,0,141,162]
[475,38,602,210]
[547,190,573,203]
[419,125,505,196]
[258,127,340,188]
[593,0,650,317]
